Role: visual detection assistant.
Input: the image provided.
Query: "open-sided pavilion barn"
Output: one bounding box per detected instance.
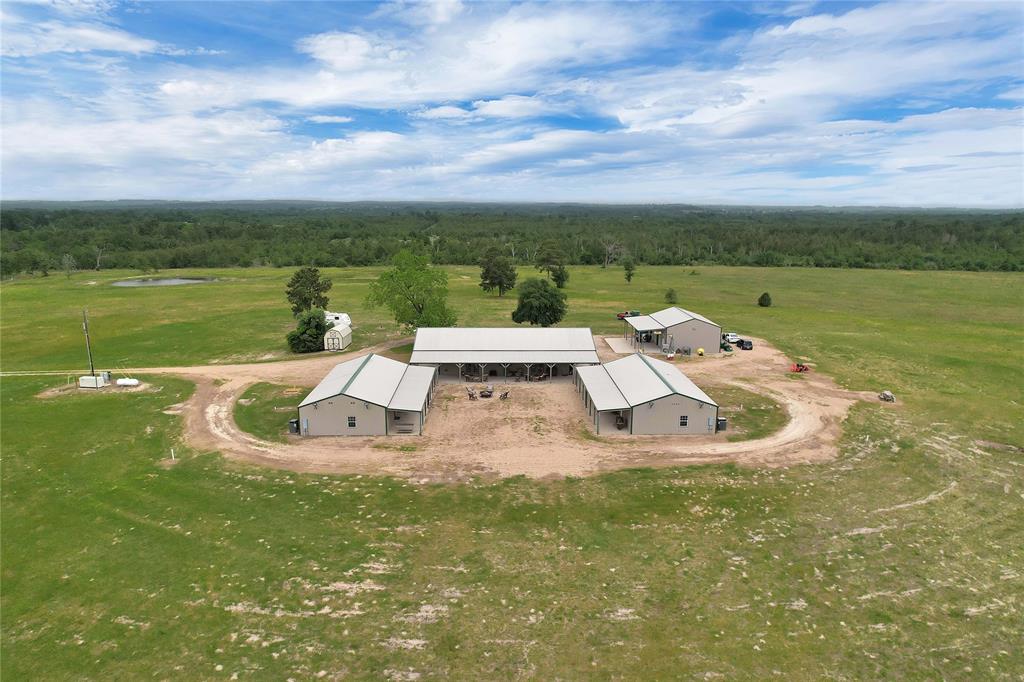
[623,306,722,355]
[410,327,600,382]
[298,354,437,436]
[575,353,719,435]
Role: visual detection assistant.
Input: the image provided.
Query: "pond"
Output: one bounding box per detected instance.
[111,278,214,287]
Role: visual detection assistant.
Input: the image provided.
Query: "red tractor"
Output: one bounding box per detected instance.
[790,363,810,373]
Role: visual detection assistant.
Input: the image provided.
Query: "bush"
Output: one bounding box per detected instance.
[664,288,677,304]
[758,292,772,307]
[287,309,329,353]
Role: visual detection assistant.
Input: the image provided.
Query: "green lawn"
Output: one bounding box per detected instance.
[3,266,1021,444]
[234,382,303,443]
[2,266,1023,678]
[710,385,789,442]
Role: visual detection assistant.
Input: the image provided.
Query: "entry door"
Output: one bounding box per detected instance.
[326,335,339,351]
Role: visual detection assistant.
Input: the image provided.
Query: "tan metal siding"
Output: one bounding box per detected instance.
[630,394,718,435]
[298,397,387,436]
[665,319,722,355]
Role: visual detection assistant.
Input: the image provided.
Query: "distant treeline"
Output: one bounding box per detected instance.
[1,202,1021,274]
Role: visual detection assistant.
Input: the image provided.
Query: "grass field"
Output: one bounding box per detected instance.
[2,266,1023,678]
[2,265,1021,444]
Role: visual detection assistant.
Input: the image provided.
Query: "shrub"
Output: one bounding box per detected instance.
[287,309,329,353]
[758,292,773,307]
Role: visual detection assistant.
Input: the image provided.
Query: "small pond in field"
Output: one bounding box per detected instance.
[112,278,214,287]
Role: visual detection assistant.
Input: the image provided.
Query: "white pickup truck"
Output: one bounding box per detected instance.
[723,332,740,344]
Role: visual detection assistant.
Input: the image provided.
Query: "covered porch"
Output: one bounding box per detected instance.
[433,362,580,384]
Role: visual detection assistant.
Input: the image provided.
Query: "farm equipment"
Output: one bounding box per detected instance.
[790,363,810,373]
[720,342,733,352]
[878,390,896,403]
[616,310,641,320]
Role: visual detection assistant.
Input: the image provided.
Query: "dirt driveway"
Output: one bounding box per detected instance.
[108,336,879,481]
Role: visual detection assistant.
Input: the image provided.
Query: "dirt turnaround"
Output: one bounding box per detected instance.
[118,336,879,481]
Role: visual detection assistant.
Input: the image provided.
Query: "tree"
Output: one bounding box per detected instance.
[664,288,677,304]
[478,248,517,297]
[623,257,636,284]
[61,253,77,279]
[511,278,567,327]
[599,235,623,268]
[550,264,569,289]
[758,292,773,307]
[286,266,332,316]
[535,240,569,288]
[286,309,329,353]
[367,250,457,330]
[93,245,105,271]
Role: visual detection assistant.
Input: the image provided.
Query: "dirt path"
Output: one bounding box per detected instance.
[24,337,878,480]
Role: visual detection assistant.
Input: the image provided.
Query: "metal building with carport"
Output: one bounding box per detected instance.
[622,306,722,355]
[410,327,600,382]
[575,353,719,435]
[297,353,437,436]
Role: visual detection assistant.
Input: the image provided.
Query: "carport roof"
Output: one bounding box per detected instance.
[299,354,435,411]
[623,314,663,332]
[411,327,599,365]
[576,365,629,411]
[581,353,717,408]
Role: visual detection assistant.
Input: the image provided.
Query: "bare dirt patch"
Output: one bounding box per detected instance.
[107,336,876,480]
[35,381,155,399]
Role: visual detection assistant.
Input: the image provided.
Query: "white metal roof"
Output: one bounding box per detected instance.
[623,315,663,332]
[299,354,435,411]
[410,327,599,365]
[576,365,629,411]
[588,353,717,408]
[649,306,719,329]
[298,355,369,408]
[389,364,436,412]
[410,350,599,365]
[325,324,352,336]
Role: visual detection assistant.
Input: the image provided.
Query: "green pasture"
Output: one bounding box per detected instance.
[3,266,1021,444]
[2,375,1021,678]
[2,265,1023,678]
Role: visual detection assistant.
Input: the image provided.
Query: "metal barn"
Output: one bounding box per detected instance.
[622,306,722,356]
[575,353,719,435]
[298,354,437,436]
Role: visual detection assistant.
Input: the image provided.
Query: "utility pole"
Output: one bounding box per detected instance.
[82,308,96,379]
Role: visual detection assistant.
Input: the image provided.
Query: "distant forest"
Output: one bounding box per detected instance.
[1,202,1021,274]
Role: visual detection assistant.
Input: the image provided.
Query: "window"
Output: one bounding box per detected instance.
[347,416,357,428]
[679,415,688,427]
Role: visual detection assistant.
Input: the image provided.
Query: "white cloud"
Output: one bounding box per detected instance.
[472,95,553,118]
[412,105,471,120]
[2,19,160,57]
[308,115,354,124]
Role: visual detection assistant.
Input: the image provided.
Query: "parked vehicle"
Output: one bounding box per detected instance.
[720,343,733,352]
[723,332,740,344]
[737,339,753,350]
[616,310,642,320]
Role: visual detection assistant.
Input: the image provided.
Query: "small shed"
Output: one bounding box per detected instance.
[298,354,437,436]
[324,324,352,351]
[575,353,718,435]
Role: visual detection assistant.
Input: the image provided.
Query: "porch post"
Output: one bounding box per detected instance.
[524,363,532,382]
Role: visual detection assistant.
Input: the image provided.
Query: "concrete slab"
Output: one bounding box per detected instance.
[603,337,635,354]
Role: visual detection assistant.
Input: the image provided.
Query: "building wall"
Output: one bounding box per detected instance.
[324,329,352,351]
[630,394,718,435]
[665,320,722,355]
[299,396,387,436]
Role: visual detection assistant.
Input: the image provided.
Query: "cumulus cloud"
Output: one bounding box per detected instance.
[1,1,1021,205]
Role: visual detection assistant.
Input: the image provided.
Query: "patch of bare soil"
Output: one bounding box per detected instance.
[116,336,878,481]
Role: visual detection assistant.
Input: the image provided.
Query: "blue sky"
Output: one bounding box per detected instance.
[1,0,1022,205]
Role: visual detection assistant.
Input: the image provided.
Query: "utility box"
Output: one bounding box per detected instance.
[79,375,108,389]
